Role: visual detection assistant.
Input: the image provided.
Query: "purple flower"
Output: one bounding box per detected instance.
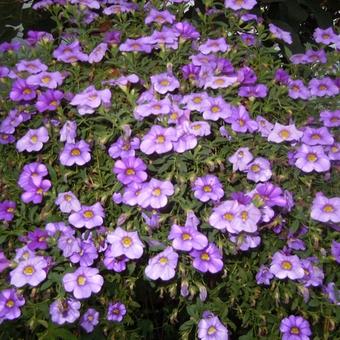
[320,110,340,128]
[250,182,287,207]
[49,298,81,325]
[108,136,140,159]
[26,30,53,46]
[137,178,174,209]
[267,123,303,143]
[323,282,340,305]
[150,72,180,94]
[269,252,304,280]
[202,96,232,121]
[107,302,126,322]
[209,200,240,232]
[16,126,49,152]
[228,147,253,172]
[10,256,48,287]
[310,193,340,223]
[309,77,339,97]
[119,38,153,53]
[59,120,77,143]
[26,71,64,89]
[10,79,37,102]
[145,8,175,25]
[18,162,48,190]
[55,191,81,213]
[58,234,81,258]
[53,40,88,63]
[280,315,312,340]
[21,179,52,204]
[80,308,99,333]
[256,265,274,285]
[294,144,330,173]
[299,259,324,287]
[313,27,336,45]
[224,0,256,10]
[27,228,48,250]
[233,203,262,233]
[106,227,144,259]
[288,80,310,100]
[69,202,105,229]
[70,240,98,267]
[0,289,25,321]
[275,68,290,85]
[269,23,292,44]
[0,200,16,221]
[239,84,268,98]
[168,223,208,252]
[174,21,200,40]
[103,249,129,272]
[198,312,229,340]
[16,59,47,74]
[246,157,272,182]
[59,140,91,166]
[88,43,107,63]
[103,30,121,45]
[63,266,103,299]
[301,127,334,146]
[192,175,224,202]
[36,90,63,112]
[331,241,340,263]
[198,38,229,54]
[226,105,258,133]
[190,243,223,274]
[0,252,10,273]
[140,125,177,155]
[145,246,178,281]
[113,157,147,185]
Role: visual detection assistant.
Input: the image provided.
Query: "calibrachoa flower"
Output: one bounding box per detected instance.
[268,123,303,143]
[69,202,105,229]
[246,157,272,182]
[269,23,292,44]
[27,228,48,250]
[26,71,64,89]
[228,147,253,172]
[49,298,81,325]
[301,127,334,146]
[269,252,304,280]
[137,178,174,209]
[107,302,126,322]
[63,267,104,299]
[35,90,63,112]
[150,72,180,94]
[0,200,16,221]
[280,315,312,340]
[209,200,240,232]
[224,0,256,11]
[18,162,48,189]
[190,243,223,274]
[0,289,25,321]
[55,191,81,213]
[192,175,224,202]
[16,126,49,152]
[80,308,99,333]
[59,140,91,166]
[70,240,98,267]
[9,79,37,101]
[0,252,10,273]
[313,27,336,45]
[256,265,274,285]
[60,120,77,143]
[310,193,340,223]
[198,311,229,340]
[294,144,330,173]
[10,256,48,287]
[113,156,147,185]
[145,246,179,281]
[106,227,144,259]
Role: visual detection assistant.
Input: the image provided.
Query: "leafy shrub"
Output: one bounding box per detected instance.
[0,0,339,339]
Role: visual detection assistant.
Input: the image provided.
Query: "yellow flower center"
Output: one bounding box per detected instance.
[88,315,94,321]
[281,261,292,270]
[122,143,130,150]
[23,88,32,95]
[208,326,217,335]
[30,135,38,143]
[50,100,58,106]
[42,76,51,83]
[160,80,170,86]
[319,85,327,91]
[331,146,338,153]
[77,275,86,286]
[170,112,178,120]
[251,164,260,172]
[71,148,81,156]
[214,78,225,85]
[211,105,220,113]
[201,252,210,261]
[236,0,244,5]
[292,85,300,92]
[307,153,317,162]
[36,188,43,194]
[83,210,94,218]
[224,213,234,221]
[7,207,14,213]
[159,257,168,264]
[182,233,192,241]
[126,168,135,175]
[122,236,132,247]
[323,204,334,213]
[23,265,35,276]
[193,97,202,104]
[241,211,248,221]
[156,135,165,144]
[64,194,72,202]
[322,34,330,40]
[238,119,245,127]
[203,185,212,192]
[290,327,300,335]
[279,129,290,139]
[152,188,161,196]
[311,134,320,140]
[6,299,14,308]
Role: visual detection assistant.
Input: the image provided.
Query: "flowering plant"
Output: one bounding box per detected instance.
[0,0,339,339]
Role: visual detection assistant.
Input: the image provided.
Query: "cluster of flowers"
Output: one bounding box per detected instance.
[0,0,339,338]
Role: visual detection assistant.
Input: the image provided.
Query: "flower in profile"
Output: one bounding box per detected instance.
[59,140,91,166]
[294,144,330,173]
[107,302,126,322]
[10,256,48,287]
[323,282,340,305]
[80,308,99,333]
[16,126,49,152]
[26,71,64,89]
[137,178,174,209]
[145,246,179,281]
[113,157,147,185]
[309,77,339,97]
[198,311,229,340]
[320,110,340,128]
[267,123,303,143]
[313,27,336,45]
[150,72,180,94]
[103,249,129,272]
[63,267,104,299]
[168,223,208,252]
[26,30,53,46]
[288,80,310,100]
[299,259,324,287]
[16,59,47,74]
[228,147,253,172]
[55,191,81,213]
[331,241,340,263]
[301,127,334,146]
[145,8,175,25]
[9,79,37,102]
[0,288,25,321]
[256,265,274,285]
[310,192,340,223]
[246,157,272,182]
[192,175,224,202]
[0,200,16,221]
[60,120,77,144]
[190,243,223,274]
[36,90,63,112]
[88,43,107,63]
[280,315,312,340]
[49,298,81,325]
[106,227,144,259]
[140,125,177,155]
[269,23,292,44]
[198,38,229,54]
[69,202,105,229]
[269,252,304,280]
[239,84,268,98]
[53,40,88,63]
[119,37,153,53]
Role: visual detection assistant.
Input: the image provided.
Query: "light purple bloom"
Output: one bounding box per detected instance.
[269,252,304,280]
[107,302,126,322]
[55,191,81,213]
[309,77,339,97]
[192,175,224,202]
[59,140,91,166]
[268,123,303,143]
[69,203,105,229]
[16,126,49,152]
[320,110,340,128]
[16,59,47,74]
[145,246,178,281]
[226,105,258,133]
[80,308,99,333]
[70,240,98,267]
[228,147,253,172]
[288,80,310,100]
[224,0,256,10]
[238,84,268,98]
[63,266,103,299]
[280,315,312,340]
[18,162,48,190]
[209,200,240,232]
[294,144,330,173]
[150,72,180,95]
[191,243,223,274]
[198,38,229,54]
[0,200,16,221]
[246,157,272,182]
[27,228,48,250]
[301,127,334,146]
[0,289,25,321]
[60,120,77,143]
[36,90,63,112]
[108,136,140,159]
[256,265,274,285]
[198,312,229,340]
[88,43,107,63]
[49,298,81,325]
[10,79,37,102]
[26,71,64,89]
[269,23,292,44]
[20,179,52,204]
[113,157,147,185]
[313,27,336,45]
[310,193,340,223]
